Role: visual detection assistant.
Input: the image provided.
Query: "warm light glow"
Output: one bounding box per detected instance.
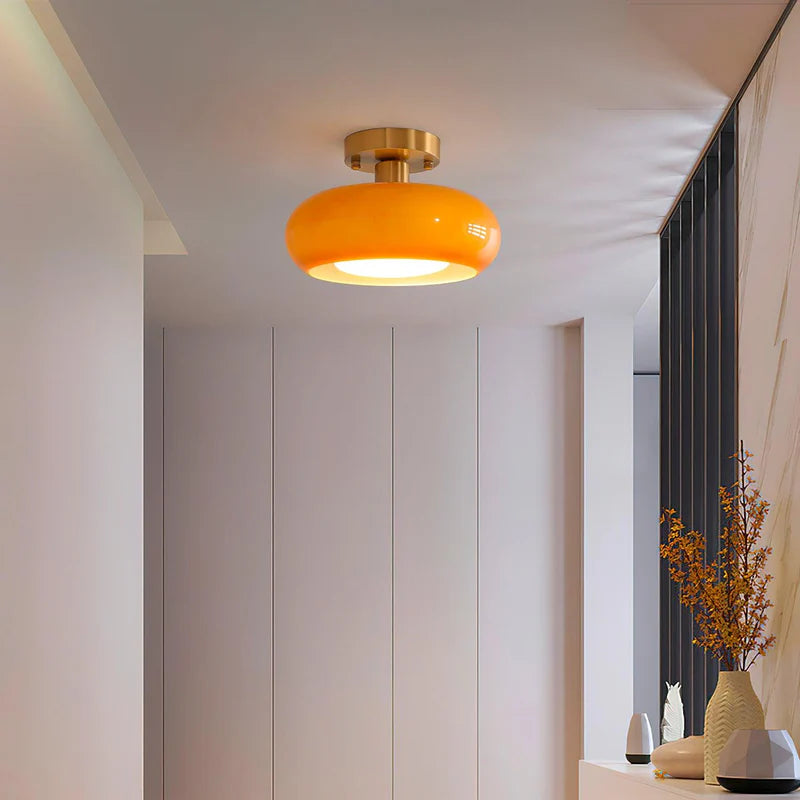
[335,258,449,279]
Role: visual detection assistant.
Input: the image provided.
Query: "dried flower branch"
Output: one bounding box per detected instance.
[660,442,775,671]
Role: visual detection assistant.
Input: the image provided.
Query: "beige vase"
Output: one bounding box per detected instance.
[704,670,765,785]
[651,735,704,779]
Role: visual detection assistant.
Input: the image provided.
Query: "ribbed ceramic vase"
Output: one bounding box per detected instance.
[704,671,765,785]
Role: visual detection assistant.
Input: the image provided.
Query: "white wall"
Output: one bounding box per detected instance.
[0,3,144,798]
[479,327,583,800]
[274,328,390,799]
[394,328,476,800]
[582,315,635,762]
[633,375,660,739]
[144,329,164,800]
[145,324,583,800]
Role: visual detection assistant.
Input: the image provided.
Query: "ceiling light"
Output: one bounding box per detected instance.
[285,128,501,286]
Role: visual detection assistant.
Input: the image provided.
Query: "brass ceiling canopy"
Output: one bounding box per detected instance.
[344,127,441,183]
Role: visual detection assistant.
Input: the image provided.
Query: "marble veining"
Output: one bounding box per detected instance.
[738,38,779,309]
[776,161,800,345]
[738,3,800,745]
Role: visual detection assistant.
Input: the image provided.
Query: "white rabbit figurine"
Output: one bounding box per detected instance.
[661,682,685,743]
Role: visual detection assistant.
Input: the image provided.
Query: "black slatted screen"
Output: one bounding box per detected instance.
[659,110,738,736]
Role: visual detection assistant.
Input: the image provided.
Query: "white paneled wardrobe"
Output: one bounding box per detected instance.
[145,325,582,800]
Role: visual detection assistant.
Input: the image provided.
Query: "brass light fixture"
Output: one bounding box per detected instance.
[285,127,501,286]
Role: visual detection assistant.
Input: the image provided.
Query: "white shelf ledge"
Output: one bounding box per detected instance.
[580,761,787,799]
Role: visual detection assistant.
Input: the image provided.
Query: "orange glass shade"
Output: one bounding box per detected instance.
[285,183,501,286]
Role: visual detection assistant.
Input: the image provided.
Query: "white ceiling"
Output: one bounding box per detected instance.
[50,0,786,326]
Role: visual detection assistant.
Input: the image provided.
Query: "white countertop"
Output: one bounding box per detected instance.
[581,761,799,798]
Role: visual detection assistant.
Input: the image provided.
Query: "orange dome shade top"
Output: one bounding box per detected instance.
[285,182,501,286]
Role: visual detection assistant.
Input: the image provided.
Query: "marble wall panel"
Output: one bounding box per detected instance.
[738,3,800,741]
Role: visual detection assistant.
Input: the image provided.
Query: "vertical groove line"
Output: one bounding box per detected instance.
[271,326,276,800]
[161,327,165,800]
[475,327,480,800]
[733,107,739,457]
[391,326,395,800]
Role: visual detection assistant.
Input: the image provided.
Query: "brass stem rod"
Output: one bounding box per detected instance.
[374,159,410,183]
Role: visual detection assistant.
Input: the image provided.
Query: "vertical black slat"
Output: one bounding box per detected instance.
[679,195,695,734]
[720,114,737,492]
[719,112,738,673]
[660,107,739,720]
[691,171,708,733]
[659,232,672,709]
[733,109,739,453]
[668,218,682,688]
[704,136,721,700]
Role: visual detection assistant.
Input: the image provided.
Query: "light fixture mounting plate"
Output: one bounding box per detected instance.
[344,127,440,174]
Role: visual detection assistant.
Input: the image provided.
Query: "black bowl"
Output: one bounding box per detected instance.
[718,777,800,794]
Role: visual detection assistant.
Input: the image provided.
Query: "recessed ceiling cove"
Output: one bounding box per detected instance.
[49,0,787,325]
